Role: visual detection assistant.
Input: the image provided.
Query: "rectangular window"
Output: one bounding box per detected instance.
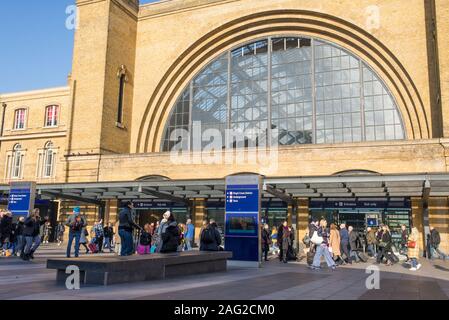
[14,109,26,130]
[45,105,58,127]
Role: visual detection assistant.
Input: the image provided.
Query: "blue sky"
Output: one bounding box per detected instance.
[0,0,159,94]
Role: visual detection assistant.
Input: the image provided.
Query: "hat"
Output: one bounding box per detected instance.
[73,207,81,214]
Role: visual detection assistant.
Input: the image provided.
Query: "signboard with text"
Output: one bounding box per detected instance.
[7,182,36,216]
[225,175,261,267]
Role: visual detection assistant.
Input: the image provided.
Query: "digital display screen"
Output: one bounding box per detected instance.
[367,218,378,226]
[225,214,258,236]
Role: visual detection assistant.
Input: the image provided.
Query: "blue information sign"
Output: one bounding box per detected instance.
[225,175,261,266]
[7,182,36,216]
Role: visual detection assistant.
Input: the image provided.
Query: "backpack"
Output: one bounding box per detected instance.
[140,232,151,246]
[202,227,215,244]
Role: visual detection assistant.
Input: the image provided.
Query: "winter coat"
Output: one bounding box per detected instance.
[340,228,349,243]
[262,229,271,246]
[281,227,292,251]
[366,229,377,245]
[317,227,330,246]
[379,231,393,251]
[16,221,25,236]
[23,216,46,237]
[407,232,420,259]
[349,231,360,251]
[401,229,408,246]
[160,221,180,253]
[0,216,13,239]
[118,207,140,232]
[200,224,222,251]
[430,229,441,246]
[65,214,86,233]
[329,229,341,256]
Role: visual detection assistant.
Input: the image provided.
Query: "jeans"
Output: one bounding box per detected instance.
[340,241,350,261]
[184,238,193,251]
[119,229,134,256]
[430,245,447,260]
[367,244,376,257]
[410,257,418,268]
[24,236,41,255]
[312,244,335,268]
[14,235,25,254]
[262,243,269,261]
[350,249,360,262]
[104,237,112,251]
[66,231,81,257]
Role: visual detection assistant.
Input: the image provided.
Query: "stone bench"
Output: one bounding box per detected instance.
[47,251,232,286]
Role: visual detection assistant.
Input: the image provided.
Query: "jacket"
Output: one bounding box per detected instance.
[0,216,13,238]
[16,221,25,236]
[262,229,271,246]
[366,229,377,245]
[80,227,88,244]
[23,216,46,237]
[282,226,292,250]
[185,223,195,239]
[329,229,341,256]
[430,229,441,246]
[340,228,349,243]
[407,232,420,259]
[317,227,330,246]
[401,229,408,245]
[380,231,393,251]
[65,214,86,232]
[349,231,360,251]
[200,224,222,251]
[118,207,140,232]
[160,220,180,253]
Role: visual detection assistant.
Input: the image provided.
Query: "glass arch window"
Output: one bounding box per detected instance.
[162,36,405,151]
[11,143,24,179]
[43,141,55,178]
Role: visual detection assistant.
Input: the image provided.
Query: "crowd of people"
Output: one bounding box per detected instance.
[2,206,448,268]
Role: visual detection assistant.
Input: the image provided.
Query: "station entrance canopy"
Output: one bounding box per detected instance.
[1,173,448,205]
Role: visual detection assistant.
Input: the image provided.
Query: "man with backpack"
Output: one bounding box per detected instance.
[429,226,447,260]
[65,207,86,258]
[200,218,221,251]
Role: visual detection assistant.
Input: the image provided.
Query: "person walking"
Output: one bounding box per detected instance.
[200,218,221,251]
[400,224,409,260]
[56,221,65,246]
[14,216,25,257]
[277,221,286,262]
[329,223,344,265]
[114,220,121,255]
[103,223,114,253]
[366,227,377,258]
[310,219,337,271]
[118,201,142,256]
[339,223,350,264]
[137,224,152,255]
[376,225,396,266]
[184,218,195,251]
[23,209,46,261]
[160,212,180,253]
[349,226,361,263]
[79,226,90,254]
[42,221,52,244]
[429,226,448,260]
[281,222,291,263]
[65,207,86,258]
[0,211,13,256]
[261,223,271,261]
[93,220,105,252]
[408,227,421,271]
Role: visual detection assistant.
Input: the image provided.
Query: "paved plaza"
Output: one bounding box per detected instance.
[1,244,449,300]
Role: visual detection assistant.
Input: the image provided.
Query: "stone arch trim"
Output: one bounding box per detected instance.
[136,10,430,153]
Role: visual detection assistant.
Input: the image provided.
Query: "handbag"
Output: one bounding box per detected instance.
[310,231,323,245]
[379,241,387,248]
[407,240,416,249]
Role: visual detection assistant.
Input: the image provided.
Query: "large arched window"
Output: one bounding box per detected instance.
[162,36,405,151]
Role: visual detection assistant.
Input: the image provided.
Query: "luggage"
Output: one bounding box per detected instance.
[306,251,315,265]
[358,252,368,263]
[389,252,399,263]
[287,247,297,261]
[88,243,98,254]
[137,244,150,255]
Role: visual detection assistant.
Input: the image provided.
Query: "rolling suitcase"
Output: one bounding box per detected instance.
[88,243,98,254]
[358,252,368,263]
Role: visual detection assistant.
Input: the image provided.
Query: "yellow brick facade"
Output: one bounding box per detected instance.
[0,0,449,248]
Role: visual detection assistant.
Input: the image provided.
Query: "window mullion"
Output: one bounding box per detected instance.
[311,38,317,144]
[360,60,366,141]
[267,36,272,147]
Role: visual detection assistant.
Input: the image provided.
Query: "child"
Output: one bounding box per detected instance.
[137,224,152,255]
